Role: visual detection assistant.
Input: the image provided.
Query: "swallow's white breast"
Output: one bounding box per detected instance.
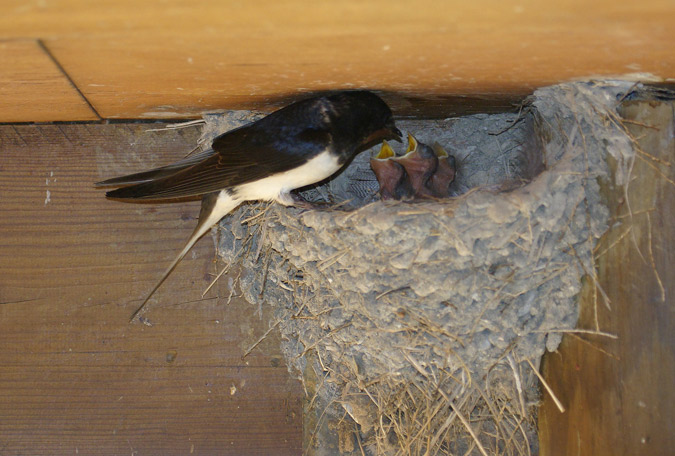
[234,150,342,202]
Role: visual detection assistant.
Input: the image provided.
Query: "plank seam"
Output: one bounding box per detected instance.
[37,39,103,122]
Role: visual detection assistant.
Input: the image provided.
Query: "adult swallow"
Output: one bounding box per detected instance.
[96,91,401,320]
[395,134,438,198]
[369,141,414,200]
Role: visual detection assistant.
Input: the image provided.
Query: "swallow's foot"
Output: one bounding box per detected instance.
[291,193,319,210]
[277,191,323,210]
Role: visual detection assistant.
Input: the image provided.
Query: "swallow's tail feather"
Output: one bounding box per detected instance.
[104,180,174,200]
[129,191,240,321]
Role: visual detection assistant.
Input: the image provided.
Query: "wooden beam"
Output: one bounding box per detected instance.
[0,1,673,120]
[538,100,675,455]
[0,40,98,122]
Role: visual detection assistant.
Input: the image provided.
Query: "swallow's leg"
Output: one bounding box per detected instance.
[276,191,320,210]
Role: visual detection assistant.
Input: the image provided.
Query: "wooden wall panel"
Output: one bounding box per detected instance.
[0,124,302,455]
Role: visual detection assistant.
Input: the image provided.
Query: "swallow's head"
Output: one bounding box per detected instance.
[328,91,402,151]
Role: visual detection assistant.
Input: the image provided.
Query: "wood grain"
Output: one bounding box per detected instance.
[1,1,673,120]
[0,124,302,455]
[538,101,675,455]
[0,40,98,122]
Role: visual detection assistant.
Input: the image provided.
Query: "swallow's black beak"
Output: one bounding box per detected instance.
[385,119,403,143]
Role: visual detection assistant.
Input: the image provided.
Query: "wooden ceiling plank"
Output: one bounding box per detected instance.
[0,40,99,122]
[0,1,673,119]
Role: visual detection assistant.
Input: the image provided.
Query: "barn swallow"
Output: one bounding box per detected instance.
[96,91,401,321]
[395,134,438,198]
[369,141,414,200]
[429,142,457,197]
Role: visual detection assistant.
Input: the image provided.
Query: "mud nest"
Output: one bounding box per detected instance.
[206,81,641,455]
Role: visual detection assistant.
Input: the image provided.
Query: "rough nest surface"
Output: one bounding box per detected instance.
[206,81,638,455]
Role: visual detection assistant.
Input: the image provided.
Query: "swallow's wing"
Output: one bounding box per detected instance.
[104,123,332,200]
[95,148,218,187]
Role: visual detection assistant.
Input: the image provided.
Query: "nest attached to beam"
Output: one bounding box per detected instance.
[209,81,640,455]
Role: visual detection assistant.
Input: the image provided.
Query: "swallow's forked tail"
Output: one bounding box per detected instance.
[129,191,240,322]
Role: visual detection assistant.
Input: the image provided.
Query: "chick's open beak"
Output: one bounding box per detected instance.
[405,133,418,154]
[375,140,396,160]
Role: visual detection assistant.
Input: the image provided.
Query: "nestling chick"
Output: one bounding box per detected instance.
[370,141,414,200]
[370,134,457,201]
[394,134,438,198]
[429,142,457,197]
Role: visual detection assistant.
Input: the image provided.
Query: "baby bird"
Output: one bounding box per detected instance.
[394,134,438,198]
[370,134,457,200]
[429,142,457,197]
[369,141,414,200]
